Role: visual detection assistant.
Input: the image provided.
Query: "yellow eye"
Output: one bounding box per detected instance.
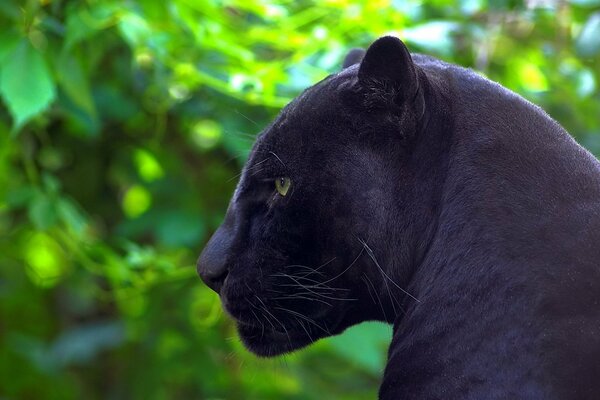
[275,177,291,196]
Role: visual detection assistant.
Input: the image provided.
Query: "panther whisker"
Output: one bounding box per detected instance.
[249,302,277,331]
[250,167,266,176]
[220,151,248,166]
[227,159,270,183]
[296,271,326,279]
[275,277,349,292]
[278,282,349,294]
[357,239,410,316]
[269,151,286,168]
[225,350,237,362]
[299,257,338,274]
[286,286,351,300]
[234,109,260,127]
[247,302,265,338]
[223,135,254,145]
[254,295,291,343]
[314,248,364,287]
[247,157,270,170]
[282,266,326,278]
[276,281,345,300]
[273,306,331,335]
[358,239,400,315]
[361,274,377,304]
[357,237,420,303]
[226,170,245,182]
[272,273,351,292]
[273,294,333,307]
[279,257,336,281]
[362,273,388,321]
[224,126,257,139]
[272,272,323,284]
[278,286,357,302]
[267,305,292,346]
[293,317,314,343]
[383,271,398,315]
[307,293,356,302]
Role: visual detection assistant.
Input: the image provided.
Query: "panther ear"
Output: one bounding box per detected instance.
[342,48,366,69]
[358,36,418,103]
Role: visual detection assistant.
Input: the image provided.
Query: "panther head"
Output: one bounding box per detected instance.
[197,36,447,357]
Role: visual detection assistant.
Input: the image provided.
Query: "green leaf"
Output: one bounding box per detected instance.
[155,210,205,247]
[122,185,152,218]
[516,61,548,92]
[5,185,38,207]
[0,1,19,20]
[42,173,61,194]
[23,232,68,288]
[57,198,88,235]
[65,9,99,50]
[28,193,58,230]
[569,0,600,7]
[56,53,97,124]
[403,21,459,56]
[0,39,56,132]
[64,5,120,49]
[576,13,600,58]
[118,12,152,47]
[49,321,125,367]
[0,30,19,64]
[328,322,392,375]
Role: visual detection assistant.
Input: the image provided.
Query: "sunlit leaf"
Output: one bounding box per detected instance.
[122,184,152,218]
[0,40,56,132]
[24,232,69,287]
[118,11,152,47]
[516,61,548,92]
[134,149,164,181]
[191,120,222,150]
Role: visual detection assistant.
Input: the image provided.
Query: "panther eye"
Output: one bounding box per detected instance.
[275,177,291,196]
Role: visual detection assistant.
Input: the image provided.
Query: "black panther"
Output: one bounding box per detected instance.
[197,36,600,399]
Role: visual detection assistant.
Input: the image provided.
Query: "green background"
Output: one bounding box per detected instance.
[1,0,599,399]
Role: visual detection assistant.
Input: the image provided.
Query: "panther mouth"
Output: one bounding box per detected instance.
[236,319,322,357]
[232,306,348,357]
[220,285,349,356]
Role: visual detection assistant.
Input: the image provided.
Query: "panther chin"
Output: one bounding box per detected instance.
[236,322,314,357]
[235,313,347,357]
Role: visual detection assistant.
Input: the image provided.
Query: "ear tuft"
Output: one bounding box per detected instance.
[342,48,366,69]
[358,36,418,102]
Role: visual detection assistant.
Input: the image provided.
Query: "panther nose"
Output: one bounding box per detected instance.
[197,226,231,294]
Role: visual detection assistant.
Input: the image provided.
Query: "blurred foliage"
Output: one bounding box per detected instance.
[0,0,599,399]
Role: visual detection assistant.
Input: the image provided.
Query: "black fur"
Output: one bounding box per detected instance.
[197,36,600,399]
